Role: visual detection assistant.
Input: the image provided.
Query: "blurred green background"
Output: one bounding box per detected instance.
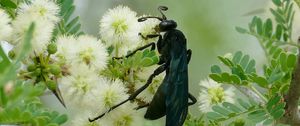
[48,0,282,125]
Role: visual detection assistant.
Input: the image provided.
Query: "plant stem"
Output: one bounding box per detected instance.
[249,85,267,102]
[281,37,300,125]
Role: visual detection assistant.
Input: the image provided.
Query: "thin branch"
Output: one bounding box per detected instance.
[282,37,300,125]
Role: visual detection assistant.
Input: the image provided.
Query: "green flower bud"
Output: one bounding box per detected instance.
[46,80,57,91]
[8,50,15,59]
[32,68,42,76]
[27,64,36,72]
[49,64,61,75]
[47,43,57,54]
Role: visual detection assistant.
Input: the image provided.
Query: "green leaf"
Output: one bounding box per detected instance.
[212,105,232,116]
[275,25,283,40]
[270,103,285,116]
[222,102,242,113]
[230,74,241,84]
[232,65,247,80]
[245,59,256,73]
[287,3,294,22]
[237,99,251,109]
[206,112,224,120]
[66,16,80,31]
[0,0,17,9]
[221,72,231,82]
[287,54,296,68]
[63,6,75,22]
[46,123,59,126]
[268,67,284,84]
[273,48,283,59]
[0,23,34,85]
[235,27,248,34]
[272,0,281,6]
[264,18,273,37]
[248,109,266,119]
[232,51,243,64]
[270,9,285,23]
[266,94,281,111]
[279,53,288,71]
[240,55,250,69]
[248,109,267,123]
[151,56,159,65]
[272,109,285,119]
[263,118,274,125]
[218,56,233,67]
[253,76,268,88]
[211,65,222,73]
[209,74,222,83]
[52,114,68,124]
[0,46,11,74]
[256,17,263,35]
[140,57,154,67]
[68,24,81,34]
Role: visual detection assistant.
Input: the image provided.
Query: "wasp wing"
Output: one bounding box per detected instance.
[144,78,168,120]
[165,30,189,126]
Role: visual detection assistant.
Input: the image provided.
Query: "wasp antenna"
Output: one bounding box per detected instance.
[158,6,168,20]
[138,16,163,22]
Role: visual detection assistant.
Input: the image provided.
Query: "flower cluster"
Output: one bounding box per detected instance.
[1,0,164,125]
[10,0,59,53]
[198,78,234,113]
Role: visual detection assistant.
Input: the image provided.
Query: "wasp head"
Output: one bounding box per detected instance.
[138,6,177,32]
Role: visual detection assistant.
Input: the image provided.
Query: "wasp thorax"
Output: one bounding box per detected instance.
[159,20,177,31]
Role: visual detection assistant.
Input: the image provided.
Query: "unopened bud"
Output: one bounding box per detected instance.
[49,64,61,75]
[27,64,36,72]
[8,50,15,59]
[32,68,41,76]
[47,43,57,54]
[46,80,57,91]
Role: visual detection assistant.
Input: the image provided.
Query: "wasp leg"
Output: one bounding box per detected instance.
[89,64,167,122]
[188,93,197,106]
[135,103,150,110]
[113,42,156,60]
[187,49,192,63]
[139,33,161,39]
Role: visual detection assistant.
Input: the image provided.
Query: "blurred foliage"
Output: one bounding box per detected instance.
[206,0,298,125]
[0,23,67,125]
[52,0,84,40]
[0,82,67,126]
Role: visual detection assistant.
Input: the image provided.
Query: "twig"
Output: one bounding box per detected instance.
[282,37,300,125]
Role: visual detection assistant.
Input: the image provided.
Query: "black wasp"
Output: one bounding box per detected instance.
[89,6,197,126]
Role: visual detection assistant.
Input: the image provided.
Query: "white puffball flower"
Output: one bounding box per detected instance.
[138,17,160,44]
[97,78,128,109]
[9,0,59,53]
[70,112,103,126]
[198,78,234,113]
[99,5,140,57]
[75,35,108,71]
[18,0,60,23]
[56,35,108,71]
[0,9,12,41]
[55,35,77,63]
[11,13,55,53]
[59,64,101,109]
[100,103,143,126]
